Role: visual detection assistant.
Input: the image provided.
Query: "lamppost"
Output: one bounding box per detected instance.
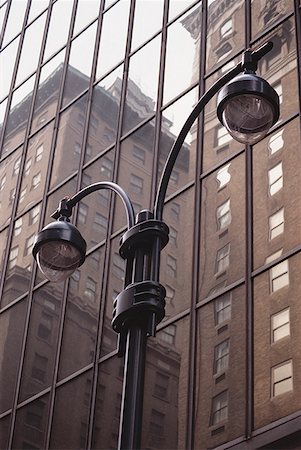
[32,42,279,450]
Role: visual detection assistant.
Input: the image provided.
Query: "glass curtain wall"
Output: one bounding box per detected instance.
[0,0,301,449]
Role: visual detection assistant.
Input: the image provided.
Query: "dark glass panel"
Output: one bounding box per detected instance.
[0,299,28,414]
[0,36,20,101]
[254,253,301,430]
[49,370,92,450]
[62,22,97,107]
[50,94,88,190]
[253,118,301,270]
[19,283,65,403]
[194,286,246,448]
[141,317,190,449]
[114,120,155,233]
[17,121,55,215]
[122,36,161,135]
[12,395,49,450]
[257,20,298,123]
[100,237,123,357]
[2,0,27,47]
[158,87,197,198]
[95,0,130,80]
[79,150,114,251]
[31,49,66,134]
[73,0,100,37]
[206,0,244,73]
[163,3,201,105]
[85,65,123,164]
[0,146,22,229]
[131,0,164,51]
[2,75,35,154]
[43,0,73,62]
[160,188,194,319]
[202,57,242,173]
[0,415,10,450]
[2,209,39,308]
[92,358,124,449]
[58,247,105,381]
[252,0,294,39]
[14,12,47,88]
[199,154,245,300]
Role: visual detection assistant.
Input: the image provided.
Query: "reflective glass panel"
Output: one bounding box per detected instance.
[199,155,245,300]
[2,0,27,47]
[0,227,8,288]
[50,94,88,190]
[2,75,35,153]
[131,0,164,51]
[159,87,198,198]
[73,0,99,36]
[31,49,66,134]
[58,247,105,380]
[63,22,97,107]
[168,0,199,21]
[96,0,130,79]
[17,121,54,215]
[206,0,244,72]
[0,36,20,101]
[12,395,49,450]
[19,283,65,403]
[0,147,22,229]
[0,299,27,413]
[254,252,301,430]
[49,371,92,449]
[252,0,294,39]
[163,3,201,105]
[43,0,73,62]
[194,286,246,448]
[85,65,122,164]
[28,0,49,23]
[141,317,190,449]
[123,36,161,135]
[15,12,47,87]
[253,118,301,270]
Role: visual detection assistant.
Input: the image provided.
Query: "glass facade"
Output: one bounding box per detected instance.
[1,0,301,449]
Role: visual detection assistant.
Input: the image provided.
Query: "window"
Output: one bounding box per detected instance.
[214,339,230,374]
[220,19,232,38]
[8,246,19,269]
[160,324,176,345]
[35,144,44,162]
[78,203,89,224]
[266,249,283,264]
[0,174,6,190]
[9,187,16,204]
[274,82,283,105]
[272,360,293,396]
[216,163,231,189]
[82,173,92,187]
[167,254,177,277]
[31,353,48,383]
[24,158,32,176]
[31,172,41,190]
[215,294,231,325]
[268,162,283,196]
[216,244,230,274]
[132,146,145,164]
[170,170,179,185]
[216,199,231,230]
[20,186,27,203]
[38,312,53,341]
[13,158,21,176]
[113,253,124,279]
[165,285,175,305]
[98,189,110,207]
[269,208,284,240]
[25,234,36,256]
[29,204,40,225]
[270,259,289,292]
[150,409,165,436]
[101,157,113,178]
[221,59,235,74]
[84,277,97,301]
[74,142,81,156]
[271,308,290,343]
[169,226,177,246]
[216,126,232,147]
[171,202,180,221]
[269,129,284,155]
[211,391,228,425]
[130,174,143,195]
[14,217,23,236]
[216,43,232,63]
[93,212,108,232]
[25,400,45,430]
[154,372,169,399]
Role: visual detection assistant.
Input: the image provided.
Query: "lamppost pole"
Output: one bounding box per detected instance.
[32,42,279,450]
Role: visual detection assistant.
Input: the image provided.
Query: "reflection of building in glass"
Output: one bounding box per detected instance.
[1,0,301,449]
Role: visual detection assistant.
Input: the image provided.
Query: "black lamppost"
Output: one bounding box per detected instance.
[33,43,279,450]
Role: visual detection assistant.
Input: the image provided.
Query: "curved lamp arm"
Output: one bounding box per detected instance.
[154,42,273,220]
[52,181,135,229]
